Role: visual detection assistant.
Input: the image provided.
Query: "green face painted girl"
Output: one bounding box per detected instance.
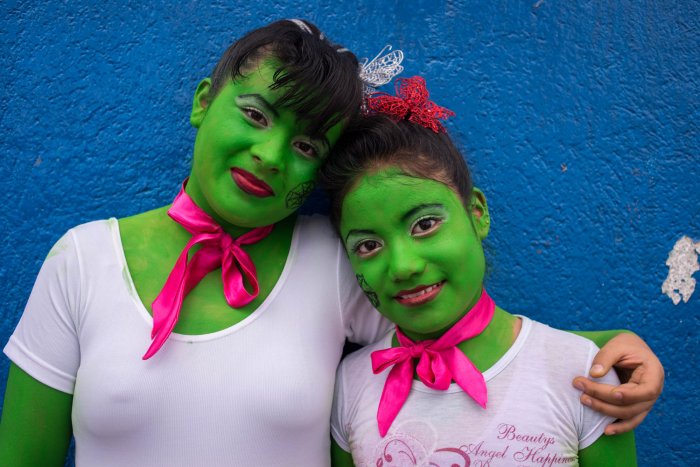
[0,20,370,466]
[341,168,489,340]
[187,58,345,230]
[322,110,641,466]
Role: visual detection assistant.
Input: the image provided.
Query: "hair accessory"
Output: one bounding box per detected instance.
[366,76,455,133]
[359,45,405,96]
[288,18,313,34]
[370,289,494,437]
[289,18,353,56]
[143,180,274,360]
[286,21,403,94]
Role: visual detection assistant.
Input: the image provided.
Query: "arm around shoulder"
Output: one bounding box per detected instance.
[0,363,73,467]
[570,329,628,348]
[570,330,663,434]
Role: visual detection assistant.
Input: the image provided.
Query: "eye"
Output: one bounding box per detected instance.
[293,140,320,160]
[241,107,269,127]
[351,239,383,258]
[411,216,443,237]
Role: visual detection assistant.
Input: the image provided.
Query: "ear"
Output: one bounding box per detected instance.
[470,187,490,240]
[190,78,212,128]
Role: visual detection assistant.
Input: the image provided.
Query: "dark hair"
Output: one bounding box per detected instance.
[209,19,362,137]
[319,114,473,232]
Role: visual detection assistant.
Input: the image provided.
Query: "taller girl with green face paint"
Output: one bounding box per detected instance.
[0,20,385,467]
[0,20,660,467]
[321,78,637,466]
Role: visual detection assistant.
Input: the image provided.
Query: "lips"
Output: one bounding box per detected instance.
[231,168,274,198]
[394,281,445,307]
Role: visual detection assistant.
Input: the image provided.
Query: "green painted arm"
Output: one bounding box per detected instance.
[569,329,631,348]
[579,430,636,466]
[331,437,355,467]
[0,363,73,466]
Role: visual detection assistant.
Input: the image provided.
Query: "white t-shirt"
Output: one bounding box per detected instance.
[4,216,389,467]
[332,317,618,467]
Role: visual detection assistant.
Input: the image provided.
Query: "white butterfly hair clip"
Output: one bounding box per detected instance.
[359,45,405,96]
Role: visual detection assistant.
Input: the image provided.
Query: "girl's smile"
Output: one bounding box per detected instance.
[394,280,445,306]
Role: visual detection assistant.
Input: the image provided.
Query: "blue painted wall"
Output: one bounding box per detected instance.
[1,1,697,465]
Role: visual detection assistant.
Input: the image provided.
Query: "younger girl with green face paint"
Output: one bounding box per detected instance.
[0,21,658,467]
[322,78,638,466]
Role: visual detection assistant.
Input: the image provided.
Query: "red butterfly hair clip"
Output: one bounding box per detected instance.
[365,76,455,133]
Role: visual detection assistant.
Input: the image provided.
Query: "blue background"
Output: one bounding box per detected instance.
[1,1,698,465]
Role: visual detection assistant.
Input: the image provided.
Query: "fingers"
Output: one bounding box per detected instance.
[573,377,623,404]
[631,353,665,394]
[603,411,649,435]
[613,359,663,404]
[588,353,616,379]
[573,375,657,406]
[573,376,655,427]
[573,377,613,401]
[611,378,662,405]
[576,333,663,435]
[590,332,647,378]
[585,333,664,402]
[579,390,654,421]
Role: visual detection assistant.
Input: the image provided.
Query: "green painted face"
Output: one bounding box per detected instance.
[340,169,490,341]
[186,58,345,229]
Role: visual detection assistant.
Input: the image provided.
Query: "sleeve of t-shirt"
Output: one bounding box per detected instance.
[578,341,620,449]
[3,230,82,394]
[330,358,352,452]
[336,243,392,345]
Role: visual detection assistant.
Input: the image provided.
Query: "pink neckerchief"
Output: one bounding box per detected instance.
[142,181,274,360]
[370,289,495,436]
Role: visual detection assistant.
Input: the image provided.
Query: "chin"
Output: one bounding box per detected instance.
[401,323,453,340]
[223,208,284,228]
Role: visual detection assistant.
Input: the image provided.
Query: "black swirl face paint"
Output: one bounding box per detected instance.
[356,273,380,308]
[285,181,315,209]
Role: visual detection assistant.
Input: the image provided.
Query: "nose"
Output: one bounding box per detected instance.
[251,133,288,173]
[387,242,426,283]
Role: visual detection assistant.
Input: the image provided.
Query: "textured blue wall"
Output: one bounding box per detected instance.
[1,1,698,465]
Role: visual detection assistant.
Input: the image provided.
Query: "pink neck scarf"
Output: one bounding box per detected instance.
[370,289,495,436]
[142,182,274,360]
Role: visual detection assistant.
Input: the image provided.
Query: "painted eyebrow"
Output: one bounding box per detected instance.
[239,94,330,150]
[344,205,445,243]
[400,204,446,223]
[237,94,279,118]
[344,229,376,245]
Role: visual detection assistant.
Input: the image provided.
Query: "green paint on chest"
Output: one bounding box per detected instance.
[118,207,295,334]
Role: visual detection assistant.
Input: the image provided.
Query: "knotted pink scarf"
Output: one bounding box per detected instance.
[142,182,274,360]
[370,290,495,436]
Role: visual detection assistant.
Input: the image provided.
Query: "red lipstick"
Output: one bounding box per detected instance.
[394,281,445,307]
[231,168,274,198]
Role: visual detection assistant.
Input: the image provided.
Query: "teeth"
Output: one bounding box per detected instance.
[398,282,441,300]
